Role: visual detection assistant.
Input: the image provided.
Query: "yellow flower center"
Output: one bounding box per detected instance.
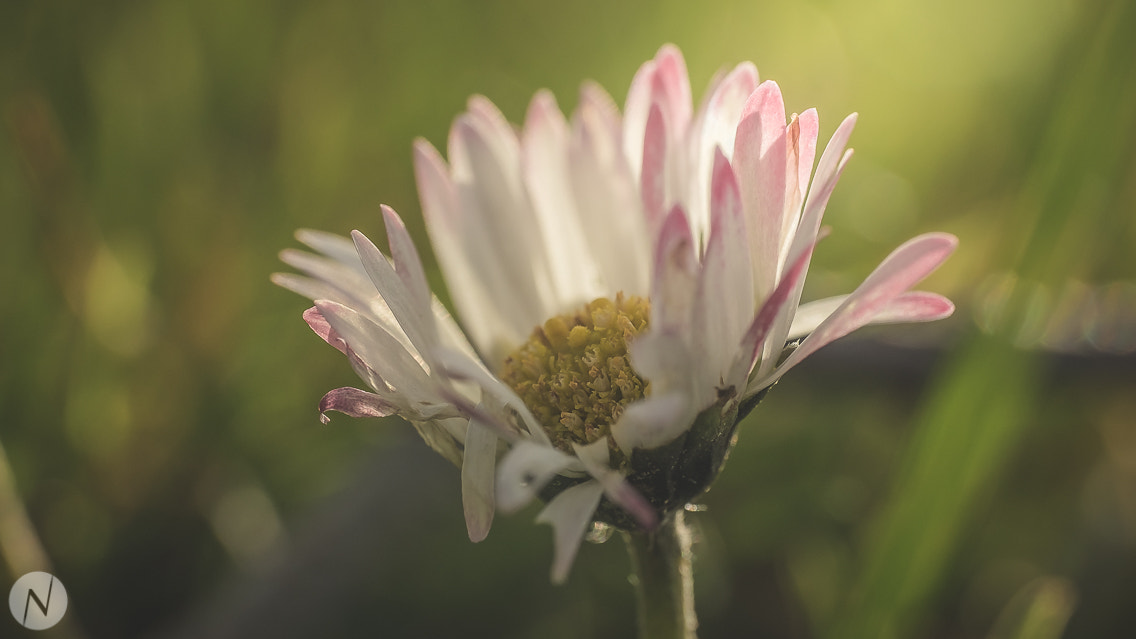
[500,294,650,453]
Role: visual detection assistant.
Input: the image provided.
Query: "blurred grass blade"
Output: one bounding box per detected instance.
[826,1,1136,637]
[987,577,1077,639]
[829,336,1040,639]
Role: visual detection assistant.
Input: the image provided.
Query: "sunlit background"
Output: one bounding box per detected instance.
[3,0,1135,637]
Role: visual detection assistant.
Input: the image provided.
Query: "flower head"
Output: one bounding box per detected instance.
[275,44,956,583]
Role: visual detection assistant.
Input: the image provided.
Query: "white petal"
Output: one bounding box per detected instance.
[296,228,366,274]
[568,83,650,295]
[461,417,497,542]
[451,112,557,311]
[521,91,603,305]
[381,206,438,348]
[413,138,530,363]
[536,480,605,584]
[277,248,394,326]
[786,295,846,341]
[351,231,433,362]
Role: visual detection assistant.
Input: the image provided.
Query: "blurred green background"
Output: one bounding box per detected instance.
[2,0,1135,637]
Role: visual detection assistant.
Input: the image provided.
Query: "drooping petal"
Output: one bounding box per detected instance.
[317,387,397,424]
[496,441,580,512]
[302,306,347,354]
[573,439,658,530]
[536,480,606,584]
[433,347,550,445]
[755,232,958,389]
[461,417,498,542]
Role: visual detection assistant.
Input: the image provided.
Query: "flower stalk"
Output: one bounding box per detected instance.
[625,511,698,639]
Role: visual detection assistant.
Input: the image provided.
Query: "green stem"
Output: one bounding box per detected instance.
[624,510,698,639]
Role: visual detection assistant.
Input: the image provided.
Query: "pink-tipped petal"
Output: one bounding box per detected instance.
[869,291,956,324]
[536,480,606,584]
[759,232,958,388]
[623,59,658,180]
[694,62,760,166]
[650,205,698,331]
[303,306,347,354]
[689,62,759,242]
[641,103,670,232]
[734,81,789,301]
[315,299,435,399]
[732,230,826,389]
[788,109,820,223]
[318,387,397,424]
[794,113,858,252]
[461,418,497,542]
[649,44,693,138]
[693,150,754,392]
[757,113,858,378]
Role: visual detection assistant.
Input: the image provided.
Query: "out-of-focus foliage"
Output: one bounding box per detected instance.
[1,0,1134,637]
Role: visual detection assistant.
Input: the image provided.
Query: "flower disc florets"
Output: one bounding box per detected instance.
[501,294,649,455]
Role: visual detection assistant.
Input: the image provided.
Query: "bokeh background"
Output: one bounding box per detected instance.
[3,0,1135,637]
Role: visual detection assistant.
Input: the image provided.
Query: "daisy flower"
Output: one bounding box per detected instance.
[274,44,956,584]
